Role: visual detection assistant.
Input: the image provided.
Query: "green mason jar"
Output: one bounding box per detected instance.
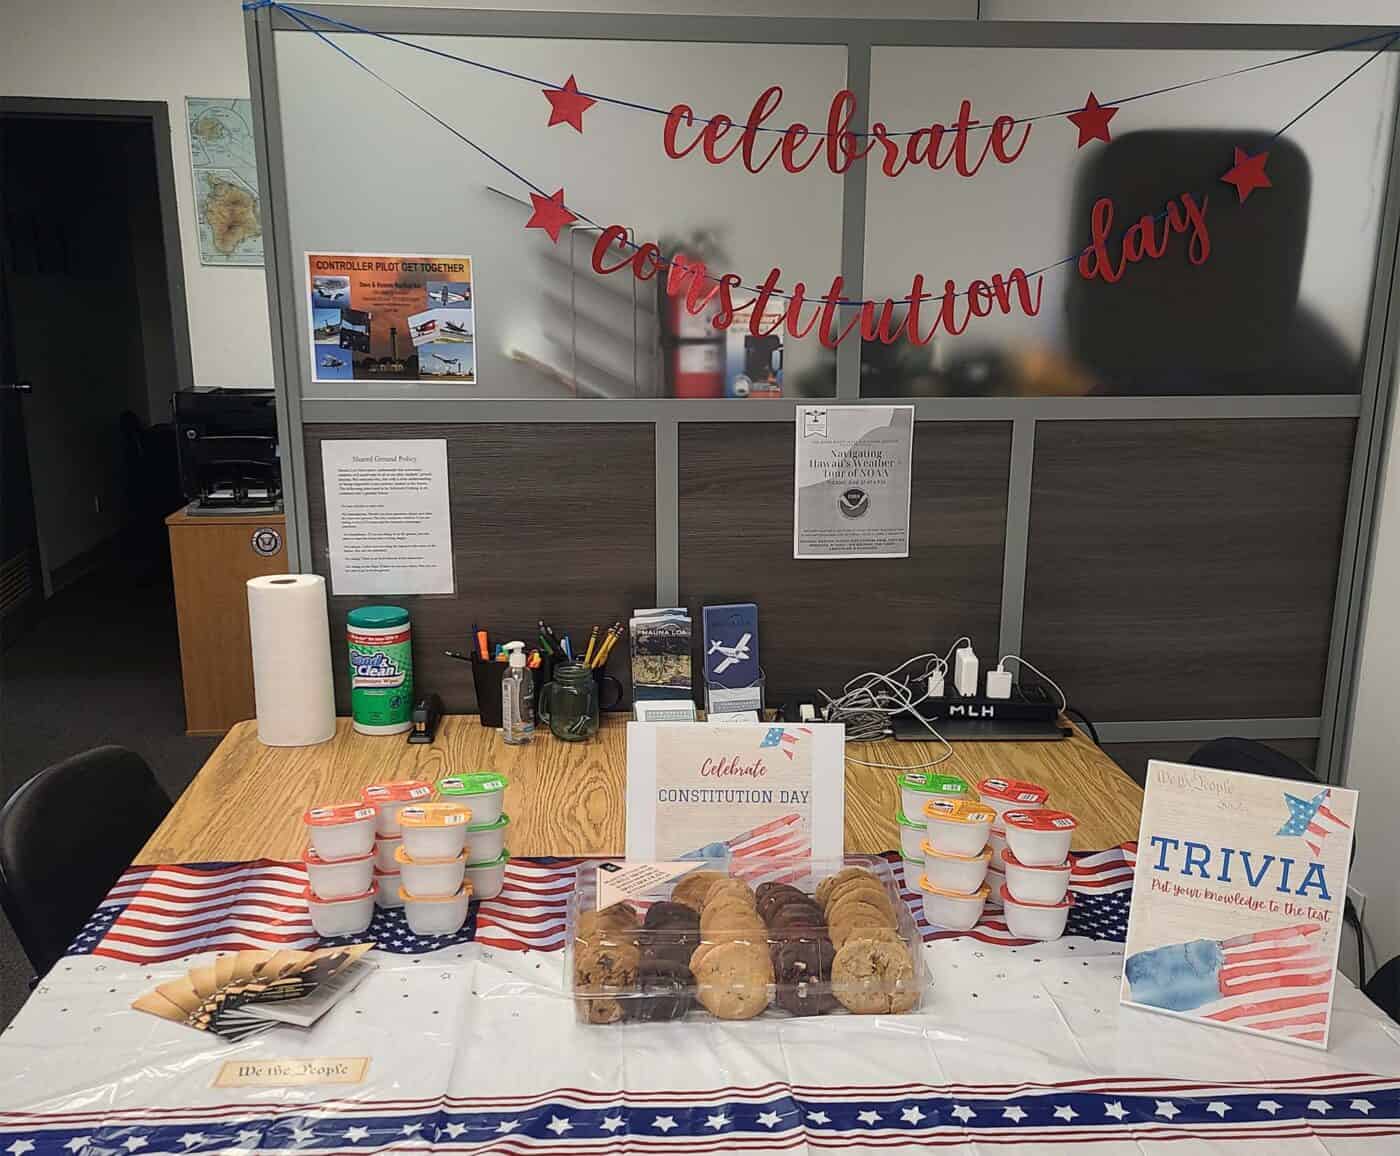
[535,661,599,742]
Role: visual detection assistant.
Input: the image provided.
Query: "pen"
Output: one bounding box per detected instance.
[562,634,573,659]
[583,624,600,666]
[476,628,490,661]
[444,650,475,663]
[537,631,554,656]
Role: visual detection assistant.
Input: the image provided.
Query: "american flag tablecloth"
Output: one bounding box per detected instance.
[68,849,1136,965]
[4,846,1399,1155]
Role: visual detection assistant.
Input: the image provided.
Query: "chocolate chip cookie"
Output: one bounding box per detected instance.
[671,869,726,912]
[771,937,839,1016]
[693,939,773,1020]
[574,940,641,1024]
[831,936,919,1014]
[816,866,875,909]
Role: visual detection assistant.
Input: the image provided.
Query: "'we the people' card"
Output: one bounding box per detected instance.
[625,722,845,861]
[1121,760,1358,1049]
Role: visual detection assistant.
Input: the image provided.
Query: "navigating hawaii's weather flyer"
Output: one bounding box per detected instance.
[1121,761,1358,1049]
[625,722,845,861]
[794,405,914,559]
[306,252,476,384]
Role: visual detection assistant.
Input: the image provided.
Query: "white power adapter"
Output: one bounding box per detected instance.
[985,666,1013,700]
[953,645,979,697]
[927,669,945,697]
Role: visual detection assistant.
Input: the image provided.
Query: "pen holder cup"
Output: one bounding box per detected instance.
[471,657,507,728]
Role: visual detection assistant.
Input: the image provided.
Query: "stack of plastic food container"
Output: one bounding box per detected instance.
[436,773,511,901]
[302,803,378,936]
[975,777,1050,906]
[916,797,998,931]
[895,772,969,884]
[1000,809,1078,940]
[396,803,474,935]
[362,780,432,909]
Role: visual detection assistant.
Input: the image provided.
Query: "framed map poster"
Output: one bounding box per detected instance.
[1121,761,1358,1049]
[625,722,845,861]
[186,98,263,266]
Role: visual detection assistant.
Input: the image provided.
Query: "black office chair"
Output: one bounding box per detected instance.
[1363,955,1400,1026]
[0,747,171,979]
[1186,737,1318,784]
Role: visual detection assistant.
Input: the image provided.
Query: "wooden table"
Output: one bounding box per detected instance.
[138,716,1142,864]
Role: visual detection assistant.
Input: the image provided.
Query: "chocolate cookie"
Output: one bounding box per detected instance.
[574,941,641,1024]
[644,901,701,930]
[771,937,839,1016]
[755,883,808,921]
[693,940,773,1020]
[831,936,919,1014]
[624,957,694,1022]
[640,940,695,969]
[671,870,726,912]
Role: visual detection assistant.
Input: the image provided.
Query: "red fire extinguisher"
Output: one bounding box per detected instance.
[660,252,725,398]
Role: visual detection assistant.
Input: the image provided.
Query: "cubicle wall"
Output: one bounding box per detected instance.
[251,7,1400,781]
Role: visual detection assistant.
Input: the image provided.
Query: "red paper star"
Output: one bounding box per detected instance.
[543,74,595,133]
[1067,92,1118,148]
[524,188,578,243]
[1221,147,1271,203]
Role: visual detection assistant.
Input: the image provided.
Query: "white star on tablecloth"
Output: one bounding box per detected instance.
[1003,1107,1027,1123]
[1352,1099,1376,1114]
[1053,1105,1078,1121]
[289,1126,315,1144]
[177,1133,206,1149]
[122,1139,147,1153]
[652,1116,677,1133]
[1103,1102,1128,1121]
[900,1106,925,1125]
[599,1116,625,1133]
[756,1111,782,1129]
[6,1140,35,1156]
[1206,1101,1230,1117]
[856,1110,882,1125]
[1307,1100,1332,1114]
[236,1130,260,1147]
[705,1113,729,1130]
[400,1122,422,1135]
[546,1116,571,1135]
[441,1123,467,1139]
[343,1126,370,1142]
[1154,1101,1179,1120]
[1258,1100,1282,1115]
[950,1105,976,1122]
[495,1120,519,1134]
[63,1140,92,1153]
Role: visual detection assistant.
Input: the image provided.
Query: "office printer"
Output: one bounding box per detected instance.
[174,388,282,514]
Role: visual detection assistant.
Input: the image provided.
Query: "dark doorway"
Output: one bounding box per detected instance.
[1,100,215,1024]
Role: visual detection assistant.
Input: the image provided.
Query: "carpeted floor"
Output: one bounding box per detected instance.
[0,550,219,1029]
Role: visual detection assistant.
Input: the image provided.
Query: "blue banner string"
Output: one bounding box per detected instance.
[256,0,1397,310]
[251,0,1397,139]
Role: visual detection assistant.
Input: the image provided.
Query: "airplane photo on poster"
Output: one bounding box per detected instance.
[312,276,350,306]
[315,344,353,380]
[417,341,475,381]
[425,280,470,308]
[312,308,342,342]
[408,307,473,347]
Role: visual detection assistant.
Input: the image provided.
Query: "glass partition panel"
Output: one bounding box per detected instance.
[861,45,1397,397]
[276,29,846,400]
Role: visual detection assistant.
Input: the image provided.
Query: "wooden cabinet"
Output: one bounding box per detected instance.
[166,507,287,735]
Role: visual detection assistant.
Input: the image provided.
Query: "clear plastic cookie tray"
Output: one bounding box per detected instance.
[565,855,928,1024]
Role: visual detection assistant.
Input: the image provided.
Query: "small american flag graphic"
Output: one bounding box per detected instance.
[1279,787,1352,856]
[758,725,811,759]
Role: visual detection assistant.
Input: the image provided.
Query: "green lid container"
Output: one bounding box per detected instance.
[437,772,509,797]
[897,772,970,796]
[465,813,511,834]
[465,848,511,869]
[347,605,410,629]
[896,808,923,829]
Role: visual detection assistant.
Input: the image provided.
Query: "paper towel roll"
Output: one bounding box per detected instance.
[247,574,337,747]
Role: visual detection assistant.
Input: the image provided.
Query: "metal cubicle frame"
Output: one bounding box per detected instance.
[243,5,1400,782]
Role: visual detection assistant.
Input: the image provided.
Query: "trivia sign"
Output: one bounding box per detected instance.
[624,722,845,862]
[1121,761,1358,1049]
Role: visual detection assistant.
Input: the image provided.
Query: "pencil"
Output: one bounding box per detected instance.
[583,624,601,667]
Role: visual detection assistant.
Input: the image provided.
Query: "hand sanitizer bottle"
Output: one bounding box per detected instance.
[501,640,534,745]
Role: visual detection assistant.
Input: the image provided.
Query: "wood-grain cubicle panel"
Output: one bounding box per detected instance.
[1021,419,1355,723]
[678,422,1012,704]
[304,423,656,713]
